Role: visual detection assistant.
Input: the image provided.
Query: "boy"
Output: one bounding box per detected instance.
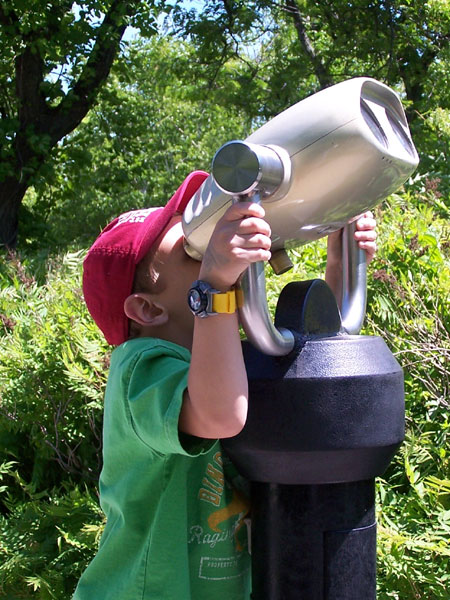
[75,170,377,599]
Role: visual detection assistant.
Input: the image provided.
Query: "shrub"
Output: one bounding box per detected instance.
[0,472,103,599]
[366,190,449,600]
[0,251,107,597]
[0,251,107,492]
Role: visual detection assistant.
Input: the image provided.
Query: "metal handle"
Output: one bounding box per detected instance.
[235,191,295,356]
[340,222,367,334]
[238,220,368,354]
[238,256,296,356]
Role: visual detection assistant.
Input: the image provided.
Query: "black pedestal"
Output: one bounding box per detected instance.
[251,480,376,600]
[221,281,405,600]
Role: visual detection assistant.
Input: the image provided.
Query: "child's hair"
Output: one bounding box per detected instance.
[128,247,160,340]
[82,171,208,346]
[132,247,160,295]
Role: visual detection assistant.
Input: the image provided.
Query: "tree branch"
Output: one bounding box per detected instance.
[44,0,139,144]
[15,46,47,125]
[398,45,439,119]
[284,0,333,89]
[0,3,20,28]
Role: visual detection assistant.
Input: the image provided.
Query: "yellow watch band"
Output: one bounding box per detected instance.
[211,289,237,314]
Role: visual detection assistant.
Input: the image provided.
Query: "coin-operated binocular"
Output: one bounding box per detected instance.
[183,77,418,352]
[183,78,419,599]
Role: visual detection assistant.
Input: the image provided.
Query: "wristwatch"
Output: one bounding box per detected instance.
[187,280,237,318]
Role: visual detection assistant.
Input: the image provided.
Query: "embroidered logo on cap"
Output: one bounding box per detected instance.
[114,209,155,228]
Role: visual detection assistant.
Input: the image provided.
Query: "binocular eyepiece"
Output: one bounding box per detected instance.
[212,141,286,198]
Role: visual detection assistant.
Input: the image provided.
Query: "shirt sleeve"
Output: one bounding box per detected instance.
[124,341,215,456]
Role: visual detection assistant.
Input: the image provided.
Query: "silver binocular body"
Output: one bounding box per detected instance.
[182,78,419,355]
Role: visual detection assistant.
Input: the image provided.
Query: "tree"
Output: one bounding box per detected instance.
[170,0,450,111]
[0,0,159,248]
[170,0,450,184]
[20,36,254,249]
[3,1,448,249]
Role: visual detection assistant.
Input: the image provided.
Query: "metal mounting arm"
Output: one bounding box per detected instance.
[340,222,367,335]
[235,189,296,356]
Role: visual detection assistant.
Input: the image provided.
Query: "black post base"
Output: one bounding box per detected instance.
[250,479,376,600]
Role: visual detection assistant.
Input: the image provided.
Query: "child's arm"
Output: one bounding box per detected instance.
[325,211,377,302]
[179,202,271,439]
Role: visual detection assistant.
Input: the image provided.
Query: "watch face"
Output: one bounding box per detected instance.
[188,288,204,313]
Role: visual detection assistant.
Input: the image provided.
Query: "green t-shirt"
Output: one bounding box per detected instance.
[73,337,251,600]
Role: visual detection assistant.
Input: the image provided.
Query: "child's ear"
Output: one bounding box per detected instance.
[124,293,168,327]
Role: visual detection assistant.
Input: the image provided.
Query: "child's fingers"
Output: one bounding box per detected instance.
[355,211,376,231]
[248,248,272,262]
[222,201,266,222]
[218,202,271,241]
[357,240,377,263]
[353,211,377,263]
[354,230,377,264]
[358,239,377,250]
[233,232,272,251]
[232,246,272,263]
[236,217,271,238]
[354,228,377,242]
[219,203,271,245]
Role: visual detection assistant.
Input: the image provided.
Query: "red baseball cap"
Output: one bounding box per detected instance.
[83,170,209,345]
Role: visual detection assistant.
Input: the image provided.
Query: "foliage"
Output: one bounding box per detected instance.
[169,0,450,111]
[0,250,108,596]
[20,37,252,249]
[366,191,449,599]
[0,250,107,490]
[0,0,161,246]
[2,0,449,247]
[0,474,103,599]
[169,0,450,191]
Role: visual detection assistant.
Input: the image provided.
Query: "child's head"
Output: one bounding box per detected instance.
[83,171,208,346]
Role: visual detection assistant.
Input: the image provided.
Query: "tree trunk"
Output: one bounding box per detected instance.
[284,0,334,90]
[0,0,140,249]
[0,175,27,249]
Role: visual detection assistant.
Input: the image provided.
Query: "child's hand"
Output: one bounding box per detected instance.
[327,211,377,265]
[199,201,272,290]
[353,211,377,263]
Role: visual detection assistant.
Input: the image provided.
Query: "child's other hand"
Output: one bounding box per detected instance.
[353,211,377,263]
[199,201,272,290]
[327,211,377,264]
